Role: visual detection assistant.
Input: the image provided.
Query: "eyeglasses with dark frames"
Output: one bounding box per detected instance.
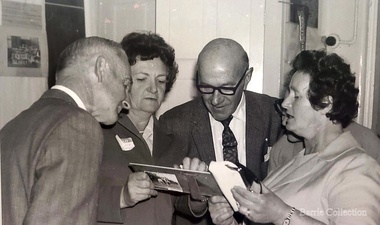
[196,69,248,95]
[275,98,286,116]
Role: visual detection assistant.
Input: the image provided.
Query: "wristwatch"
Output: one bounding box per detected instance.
[282,207,295,225]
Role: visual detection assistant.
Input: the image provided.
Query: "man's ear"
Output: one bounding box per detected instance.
[320,95,333,115]
[243,67,253,89]
[95,55,107,83]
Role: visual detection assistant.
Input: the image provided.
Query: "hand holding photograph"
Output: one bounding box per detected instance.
[129,161,258,210]
[129,162,223,200]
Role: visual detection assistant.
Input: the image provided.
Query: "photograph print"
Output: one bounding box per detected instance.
[7,35,41,68]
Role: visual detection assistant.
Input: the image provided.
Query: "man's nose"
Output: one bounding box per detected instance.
[210,90,224,105]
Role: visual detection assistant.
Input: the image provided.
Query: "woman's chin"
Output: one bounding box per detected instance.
[138,107,160,115]
[285,124,298,135]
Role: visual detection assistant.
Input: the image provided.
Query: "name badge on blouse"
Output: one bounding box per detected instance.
[264,146,272,162]
[263,138,271,162]
[115,135,135,151]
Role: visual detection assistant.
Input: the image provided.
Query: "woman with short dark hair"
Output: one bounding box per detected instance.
[98,32,206,225]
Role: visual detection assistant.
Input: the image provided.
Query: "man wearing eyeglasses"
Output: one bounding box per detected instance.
[160,38,283,225]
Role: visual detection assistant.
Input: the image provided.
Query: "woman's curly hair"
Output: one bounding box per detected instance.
[121,31,179,94]
[288,50,359,128]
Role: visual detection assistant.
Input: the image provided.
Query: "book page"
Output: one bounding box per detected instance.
[209,161,246,211]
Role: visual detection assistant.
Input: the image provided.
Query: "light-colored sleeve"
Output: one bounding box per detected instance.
[345,122,380,164]
[326,154,380,225]
[24,111,103,225]
[362,135,380,163]
[268,135,287,173]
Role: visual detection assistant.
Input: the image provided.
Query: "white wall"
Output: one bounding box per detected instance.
[0,1,48,129]
[85,0,275,116]
[0,78,47,128]
[155,0,274,115]
[318,0,378,126]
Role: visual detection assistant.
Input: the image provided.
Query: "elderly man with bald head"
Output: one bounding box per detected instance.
[0,36,131,225]
[160,38,283,225]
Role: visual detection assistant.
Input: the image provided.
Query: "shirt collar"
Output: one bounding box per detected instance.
[51,85,87,111]
[142,116,154,139]
[209,92,246,124]
[232,92,246,121]
[316,131,363,161]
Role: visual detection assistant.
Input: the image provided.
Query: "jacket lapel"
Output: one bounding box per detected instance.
[190,100,216,164]
[265,132,360,190]
[152,118,174,161]
[117,115,154,164]
[245,92,266,172]
[265,151,321,190]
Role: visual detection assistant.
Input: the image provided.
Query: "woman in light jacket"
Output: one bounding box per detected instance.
[209,50,380,225]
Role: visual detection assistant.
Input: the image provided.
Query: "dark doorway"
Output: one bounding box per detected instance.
[45,0,85,88]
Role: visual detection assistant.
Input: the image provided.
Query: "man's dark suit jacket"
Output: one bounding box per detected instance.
[0,89,103,225]
[97,113,189,225]
[159,90,283,225]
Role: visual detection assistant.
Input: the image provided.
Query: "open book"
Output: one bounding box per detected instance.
[129,161,258,211]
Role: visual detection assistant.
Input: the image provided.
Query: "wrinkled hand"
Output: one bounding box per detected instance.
[123,172,158,207]
[175,157,209,213]
[208,196,237,225]
[231,182,289,224]
[174,157,208,172]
